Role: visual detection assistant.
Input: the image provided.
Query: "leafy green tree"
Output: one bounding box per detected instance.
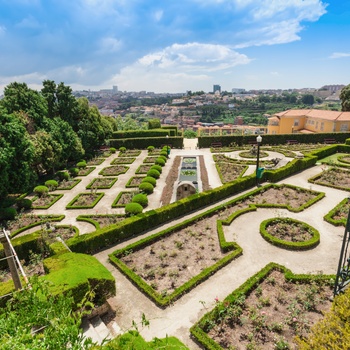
[148,118,161,129]
[340,84,350,111]
[183,129,197,138]
[0,110,36,197]
[42,79,58,118]
[0,277,94,350]
[301,94,315,105]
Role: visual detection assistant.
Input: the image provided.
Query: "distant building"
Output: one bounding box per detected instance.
[232,88,246,94]
[112,86,118,94]
[267,109,350,134]
[213,85,221,93]
[320,84,345,93]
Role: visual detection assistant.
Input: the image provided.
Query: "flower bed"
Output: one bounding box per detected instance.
[57,179,81,190]
[111,157,136,165]
[66,193,104,209]
[31,194,64,209]
[308,167,350,191]
[86,177,118,189]
[98,165,129,176]
[125,176,145,188]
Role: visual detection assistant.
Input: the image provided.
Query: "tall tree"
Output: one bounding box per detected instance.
[340,84,350,111]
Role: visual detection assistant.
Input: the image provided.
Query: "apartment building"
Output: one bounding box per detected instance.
[267,109,350,134]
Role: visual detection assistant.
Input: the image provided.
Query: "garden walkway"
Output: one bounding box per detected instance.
[90,146,346,349]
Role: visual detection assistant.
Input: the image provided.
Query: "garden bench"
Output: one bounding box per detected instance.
[248,140,257,145]
[286,140,298,145]
[324,139,336,144]
[211,142,222,148]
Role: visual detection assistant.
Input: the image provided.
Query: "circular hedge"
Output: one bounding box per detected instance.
[33,185,49,197]
[155,158,165,166]
[150,165,162,174]
[45,180,58,190]
[125,202,143,216]
[76,161,87,169]
[260,217,320,250]
[147,169,160,179]
[139,182,154,194]
[141,176,157,187]
[16,198,32,210]
[147,146,155,153]
[132,193,148,208]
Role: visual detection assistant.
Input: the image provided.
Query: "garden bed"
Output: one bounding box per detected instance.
[111,157,136,165]
[31,194,64,209]
[99,165,129,176]
[86,177,118,189]
[308,167,350,191]
[66,193,104,209]
[57,179,81,190]
[112,191,138,208]
[125,176,145,188]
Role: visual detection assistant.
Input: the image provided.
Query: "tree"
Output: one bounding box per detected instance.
[340,84,350,111]
[148,118,161,129]
[301,94,315,105]
[0,277,94,350]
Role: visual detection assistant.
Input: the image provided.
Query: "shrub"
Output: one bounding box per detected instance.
[155,158,166,166]
[150,165,162,174]
[141,176,157,187]
[160,151,168,158]
[56,170,70,181]
[146,169,160,179]
[139,182,154,194]
[147,146,155,153]
[132,193,148,208]
[119,147,126,153]
[109,147,116,153]
[33,185,49,197]
[125,202,143,216]
[76,161,87,169]
[16,198,32,210]
[69,167,79,177]
[159,155,167,162]
[0,207,17,220]
[45,180,58,190]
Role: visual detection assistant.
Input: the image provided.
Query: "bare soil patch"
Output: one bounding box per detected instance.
[207,270,333,349]
[265,219,312,242]
[311,167,350,189]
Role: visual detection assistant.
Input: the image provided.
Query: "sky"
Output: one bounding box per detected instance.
[0,0,349,94]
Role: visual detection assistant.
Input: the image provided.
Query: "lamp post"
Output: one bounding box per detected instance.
[255,135,262,187]
[166,135,169,159]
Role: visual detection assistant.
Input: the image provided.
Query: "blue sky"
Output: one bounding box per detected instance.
[0,0,349,94]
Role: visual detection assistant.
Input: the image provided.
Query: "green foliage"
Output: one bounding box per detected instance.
[132,193,148,208]
[139,182,154,194]
[150,165,162,174]
[45,179,58,190]
[0,276,94,350]
[0,207,17,221]
[16,198,32,211]
[56,170,70,181]
[147,118,161,129]
[109,147,116,153]
[141,176,157,187]
[33,185,49,197]
[147,145,155,153]
[119,147,126,153]
[155,157,165,166]
[296,288,350,349]
[146,169,160,179]
[183,129,198,138]
[76,161,87,169]
[125,202,143,216]
[69,167,79,177]
[340,84,350,111]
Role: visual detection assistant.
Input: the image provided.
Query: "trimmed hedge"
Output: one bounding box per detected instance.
[150,164,162,173]
[132,193,148,208]
[125,202,143,216]
[141,176,157,187]
[34,185,49,197]
[139,182,154,194]
[16,198,32,210]
[66,193,104,209]
[45,180,58,190]
[260,217,320,250]
[146,169,160,179]
[109,136,184,150]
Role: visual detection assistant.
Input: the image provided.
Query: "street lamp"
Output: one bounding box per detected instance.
[166,135,169,159]
[255,135,262,187]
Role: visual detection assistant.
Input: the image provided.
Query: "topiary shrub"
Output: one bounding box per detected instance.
[138,182,154,194]
[125,202,143,216]
[69,167,79,177]
[159,155,167,162]
[33,185,49,197]
[0,207,17,220]
[146,169,160,179]
[155,158,165,167]
[56,170,70,181]
[119,147,126,153]
[76,161,87,169]
[147,146,155,153]
[16,198,32,211]
[132,193,148,208]
[109,147,116,153]
[141,176,157,187]
[150,165,162,174]
[160,151,168,158]
[45,180,58,190]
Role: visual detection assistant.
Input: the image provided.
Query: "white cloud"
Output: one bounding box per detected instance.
[329,52,350,59]
[108,42,251,92]
[153,10,164,22]
[0,25,6,35]
[98,37,122,54]
[15,15,41,29]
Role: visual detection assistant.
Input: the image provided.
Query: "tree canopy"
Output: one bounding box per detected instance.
[340,84,350,111]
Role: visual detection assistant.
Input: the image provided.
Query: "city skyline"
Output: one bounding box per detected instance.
[0,0,349,95]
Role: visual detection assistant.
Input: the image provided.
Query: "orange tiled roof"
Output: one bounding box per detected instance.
[274,109,350,122]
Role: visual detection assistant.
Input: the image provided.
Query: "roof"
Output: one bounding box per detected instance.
[274,109,350,122]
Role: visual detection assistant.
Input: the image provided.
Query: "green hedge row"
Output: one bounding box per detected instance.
[324,198,349,227]
[198,133,350,148]
[190,263,334,349]
[109,136,184,149]
[112,129,171,138]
